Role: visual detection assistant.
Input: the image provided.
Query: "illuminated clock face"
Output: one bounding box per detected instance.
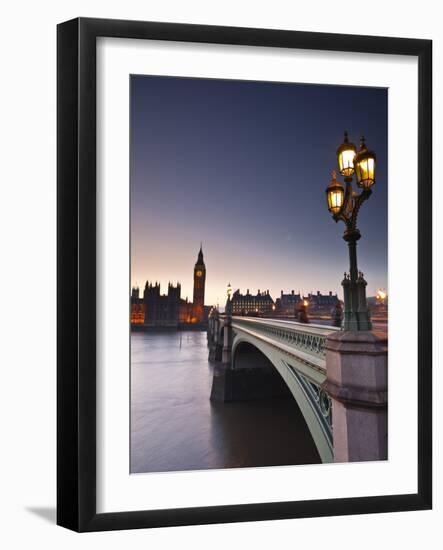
[196,270,203,277]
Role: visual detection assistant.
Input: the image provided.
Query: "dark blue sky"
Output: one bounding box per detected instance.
[131,75,387,305]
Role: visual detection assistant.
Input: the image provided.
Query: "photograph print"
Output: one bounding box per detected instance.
[130,74,388,474]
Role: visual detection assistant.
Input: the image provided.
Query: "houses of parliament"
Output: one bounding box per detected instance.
[131,245,210,328]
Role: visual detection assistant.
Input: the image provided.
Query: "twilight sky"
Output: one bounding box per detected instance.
[130,75,387,306]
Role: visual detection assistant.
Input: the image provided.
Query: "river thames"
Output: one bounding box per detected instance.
[130,330,320,473]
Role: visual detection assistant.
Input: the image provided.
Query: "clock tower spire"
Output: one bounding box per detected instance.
[192,244,206,322]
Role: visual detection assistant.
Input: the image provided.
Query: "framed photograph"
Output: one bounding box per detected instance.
[57,17,432,531]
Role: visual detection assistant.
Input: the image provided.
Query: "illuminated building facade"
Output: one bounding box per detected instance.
[275,290,340,317]
[130,286,145,324]
[231,289,275,316]
[306,291,340,313]
[276,290,302,316]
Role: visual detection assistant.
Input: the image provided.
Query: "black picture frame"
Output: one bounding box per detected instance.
[57,17,432,532]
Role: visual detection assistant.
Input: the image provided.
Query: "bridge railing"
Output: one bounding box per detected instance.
[229,316,340,364]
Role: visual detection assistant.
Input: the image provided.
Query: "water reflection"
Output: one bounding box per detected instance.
[131,331,320,473]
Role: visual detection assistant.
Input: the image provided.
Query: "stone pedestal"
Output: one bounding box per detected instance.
[324,330,388,463]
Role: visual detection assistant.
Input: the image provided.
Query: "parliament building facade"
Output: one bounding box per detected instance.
[131,246,209,328]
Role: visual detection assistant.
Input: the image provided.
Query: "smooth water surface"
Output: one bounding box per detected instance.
[131,331,320,473]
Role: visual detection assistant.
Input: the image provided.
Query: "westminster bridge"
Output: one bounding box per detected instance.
[207,311,388,464]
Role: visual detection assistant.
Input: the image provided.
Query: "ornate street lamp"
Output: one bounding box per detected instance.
[325,132,377,331]
[226,282,233,318]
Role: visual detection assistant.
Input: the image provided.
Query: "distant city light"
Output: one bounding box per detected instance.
[376,289,387,302]
[227,282,232,300]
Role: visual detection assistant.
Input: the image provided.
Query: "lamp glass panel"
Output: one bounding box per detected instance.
[339,148,356,176]
[356,157,375,188]
[328,188,344,213]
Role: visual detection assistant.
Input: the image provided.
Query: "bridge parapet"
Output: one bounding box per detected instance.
[231,317,339,365]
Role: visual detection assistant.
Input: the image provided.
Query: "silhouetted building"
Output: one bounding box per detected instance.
[142,281,181,326]
[130,246,208,327]
[307,290,339,309]
[231,289,275,316]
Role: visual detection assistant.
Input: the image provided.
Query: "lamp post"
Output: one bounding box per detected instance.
[226,282,232,318]
[326,132,376,331]
[222,282,233,365]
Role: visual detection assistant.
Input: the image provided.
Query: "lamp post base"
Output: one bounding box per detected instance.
[341,232,372,332]
[343,311,372,331]
[342,272,372,331]
[343,311,360,331]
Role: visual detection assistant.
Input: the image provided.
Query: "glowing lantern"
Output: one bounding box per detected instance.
[354,136,376,189]
[326,171,345,215]
[336,131,357,177]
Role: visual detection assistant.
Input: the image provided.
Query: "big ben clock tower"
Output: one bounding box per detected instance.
[192,244,206,322]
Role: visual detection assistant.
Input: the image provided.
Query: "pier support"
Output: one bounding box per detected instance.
[324,330,388,462]
[222,322,232,364]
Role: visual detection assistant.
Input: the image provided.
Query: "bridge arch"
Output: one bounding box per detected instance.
[231,333,333,463]
[233,341,276,370]
[232,334,285,372]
